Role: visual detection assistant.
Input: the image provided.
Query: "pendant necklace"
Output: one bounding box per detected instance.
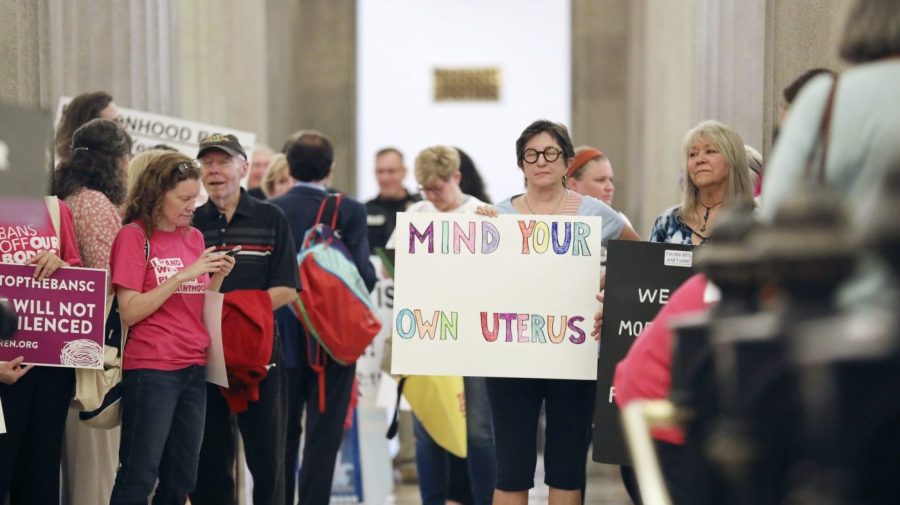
[697,200,723,233]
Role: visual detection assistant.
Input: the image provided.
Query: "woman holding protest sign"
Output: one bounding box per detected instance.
[387,145,497,505]
[477,119,640,505]
[108,152,235,505]
[0,195,82,503]
[648,120,754,245]
[53,117,132,505]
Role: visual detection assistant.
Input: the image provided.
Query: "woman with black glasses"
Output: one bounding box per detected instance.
[477,120,640,505]
[108,152,235,504]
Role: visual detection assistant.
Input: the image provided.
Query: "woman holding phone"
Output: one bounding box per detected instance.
[108,152,235,504]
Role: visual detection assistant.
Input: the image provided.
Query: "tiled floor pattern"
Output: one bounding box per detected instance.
[388,457,631,505]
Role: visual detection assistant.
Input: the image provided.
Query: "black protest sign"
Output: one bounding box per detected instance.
[592,240,695,465]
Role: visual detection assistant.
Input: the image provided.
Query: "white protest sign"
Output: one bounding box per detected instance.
[391,213,603,380]
[202,291,228,388]
[356,255,393,408]
[55,98,256,159]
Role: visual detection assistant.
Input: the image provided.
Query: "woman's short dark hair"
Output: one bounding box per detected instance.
[53,118,132,206]
[515,119,575,169]
[839,0,900,63]
[122,152,201,236]
[54,91,114,162]
[284,130,333,182]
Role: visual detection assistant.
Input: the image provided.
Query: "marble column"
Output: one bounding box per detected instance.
[691,0,766,150]
[571,0,632,220]
[625,0,696,235]
[763,0,851,156]
[0,0,179,115]
[177,0,269,144]
[272,0,357,195]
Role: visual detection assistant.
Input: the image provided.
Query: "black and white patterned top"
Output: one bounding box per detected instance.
[648,206,695,245]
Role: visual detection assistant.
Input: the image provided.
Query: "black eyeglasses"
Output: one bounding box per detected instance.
[523,147,563,163]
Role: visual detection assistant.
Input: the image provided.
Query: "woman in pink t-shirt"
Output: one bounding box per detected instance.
[0,197,81,505]
[108,152,234,505]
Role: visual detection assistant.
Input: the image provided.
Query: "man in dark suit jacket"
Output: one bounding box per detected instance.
[270,130,376,505]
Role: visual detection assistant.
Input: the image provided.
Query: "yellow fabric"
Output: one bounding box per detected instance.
[402,375,467,457]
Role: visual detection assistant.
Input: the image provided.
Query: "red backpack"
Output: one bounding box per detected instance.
[289,194,381,410]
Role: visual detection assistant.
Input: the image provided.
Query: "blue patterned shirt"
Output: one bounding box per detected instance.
[648,206,694,245]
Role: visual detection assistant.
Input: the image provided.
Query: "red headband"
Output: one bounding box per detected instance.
[566,148,605,179]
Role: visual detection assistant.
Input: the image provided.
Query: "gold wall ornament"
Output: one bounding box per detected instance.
[433,67,501,101]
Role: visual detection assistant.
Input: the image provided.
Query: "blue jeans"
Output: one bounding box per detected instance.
[110,366,207,505]
[414,377,496,505]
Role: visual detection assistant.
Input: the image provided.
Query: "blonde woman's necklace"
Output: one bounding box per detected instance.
[523,190,567,215]
[697,199,723,233]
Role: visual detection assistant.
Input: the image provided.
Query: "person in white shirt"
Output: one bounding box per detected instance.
[388,146,496,505]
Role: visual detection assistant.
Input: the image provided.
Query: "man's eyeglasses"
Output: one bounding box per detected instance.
[522,147,563,164]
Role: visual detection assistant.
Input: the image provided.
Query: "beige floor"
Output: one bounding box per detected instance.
[388,458,632,505]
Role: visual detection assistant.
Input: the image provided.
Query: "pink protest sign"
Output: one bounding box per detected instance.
[0,263,106,368]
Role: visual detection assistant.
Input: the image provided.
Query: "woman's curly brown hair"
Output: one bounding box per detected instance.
[122,151,201,236]
[53,118,132,205]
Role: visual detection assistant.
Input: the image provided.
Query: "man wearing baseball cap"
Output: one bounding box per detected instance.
[197,133,247,159]
[190,133,300,505]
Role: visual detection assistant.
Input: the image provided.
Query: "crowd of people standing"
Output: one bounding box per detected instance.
[0,1,897,504]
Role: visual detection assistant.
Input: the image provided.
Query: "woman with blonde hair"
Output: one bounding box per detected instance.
[388,145,496,505]
[125,149,170,198]
[261,153,295,198]
[649,120,754,245]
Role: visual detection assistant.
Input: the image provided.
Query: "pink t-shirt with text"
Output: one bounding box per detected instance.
[110,221,210,371]
[0,199,81,266]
